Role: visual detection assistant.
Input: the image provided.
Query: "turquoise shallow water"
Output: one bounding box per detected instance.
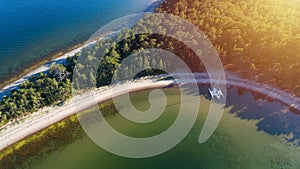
[0,0,155,81]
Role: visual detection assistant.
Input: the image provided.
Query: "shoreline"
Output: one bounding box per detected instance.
[1,73,300,152]
[0,42,84,89]
[0,41,97,100]
[0,78,174,152]
[0,0,165,99]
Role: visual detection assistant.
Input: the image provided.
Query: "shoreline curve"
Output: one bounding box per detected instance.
[1,73,300,152]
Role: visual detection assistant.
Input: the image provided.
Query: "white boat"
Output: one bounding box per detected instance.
[209,87,224,100]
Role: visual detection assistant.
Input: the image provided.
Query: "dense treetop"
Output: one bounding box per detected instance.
[156,0,300,94]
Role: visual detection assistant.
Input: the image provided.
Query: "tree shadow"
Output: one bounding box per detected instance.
[183,83,300,146]
[225,87,300,146]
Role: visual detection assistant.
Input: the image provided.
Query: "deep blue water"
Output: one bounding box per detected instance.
[0,0,155,82]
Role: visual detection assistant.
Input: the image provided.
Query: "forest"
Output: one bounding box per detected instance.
[156,0,300,94]
[1,0,300,124]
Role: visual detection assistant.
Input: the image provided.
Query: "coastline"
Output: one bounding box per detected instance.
[0,40,97,100]
[0,0,165,99]
[0,42,84,90]
[0,78,174,152]
[145,0,164,12]
[1,72,300,152]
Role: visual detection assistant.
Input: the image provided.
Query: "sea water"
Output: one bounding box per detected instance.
[0,0,157,81]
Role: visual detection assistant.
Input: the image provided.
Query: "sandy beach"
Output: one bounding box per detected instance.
[0,78,174,151]
[1,72,300,152]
